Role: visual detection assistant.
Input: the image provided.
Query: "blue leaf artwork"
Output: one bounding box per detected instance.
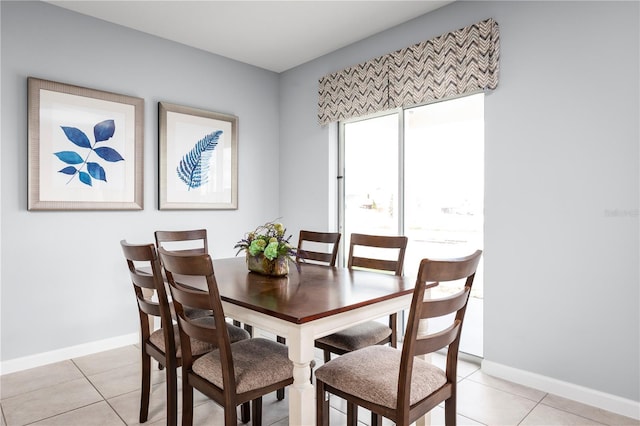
[54,119,123,187]
[176,130,222,190]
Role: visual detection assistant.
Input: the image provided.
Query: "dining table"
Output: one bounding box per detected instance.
[157,255,416,425]
[200,256,416,426]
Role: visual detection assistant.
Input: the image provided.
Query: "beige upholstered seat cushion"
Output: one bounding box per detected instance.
[315,345,446,409]
[149,318,250,357]
[315,321,391,352]
[192,338,293,394]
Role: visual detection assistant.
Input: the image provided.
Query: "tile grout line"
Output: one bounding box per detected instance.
[535,399,614,426]
[464,380,544,403]
[1,361,118,426]
[516,396,546,426]
[462,372,629,426]
[20,401,118,426]
[70,358,129,426]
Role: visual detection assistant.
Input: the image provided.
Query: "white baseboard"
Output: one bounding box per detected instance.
[0,333,138,376]
[482,359,640,420]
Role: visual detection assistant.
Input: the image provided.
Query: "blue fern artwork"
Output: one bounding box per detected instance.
[176,130,222,190]
[54,119,124,187]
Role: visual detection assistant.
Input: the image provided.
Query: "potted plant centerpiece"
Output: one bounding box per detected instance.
[234,221,298,276]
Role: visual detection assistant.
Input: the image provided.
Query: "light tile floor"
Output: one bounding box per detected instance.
[1,343,638,426]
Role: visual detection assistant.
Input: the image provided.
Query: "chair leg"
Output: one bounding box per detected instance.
[139,352,151,423]
[165,362,178,426]
[323,350,331,363]
[182,375,194,426]
[445,396,456,426]
[275,336,286,400]
[316,380,329,426]
[224,405,238,426]
[241,401,250,423]
[346,402,358,426]
[251,396,263,426]
[371,411,383,426]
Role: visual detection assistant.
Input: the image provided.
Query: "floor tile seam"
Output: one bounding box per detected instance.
[0,371,86,402]
[70,358,138,379]
[455,363,482,380]
[515,399,544,426]
[459,375,547,403]
[86,368,168,401]
[70,358,115,403]
[101,397,128,425]
[0,375,99,409]
[457,412,488,425]
[536,400,613,425]
[18,400,109,426]
[105,387,159,426]
[67,361,132,425]
[71,355,167,402]
[70,358,94,380]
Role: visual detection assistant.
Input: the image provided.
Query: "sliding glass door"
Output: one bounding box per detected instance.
[341,112,400,246]
[339,93,484,356]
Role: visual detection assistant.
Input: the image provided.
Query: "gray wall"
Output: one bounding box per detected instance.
[1,1,281,360]
[279,1,639,402]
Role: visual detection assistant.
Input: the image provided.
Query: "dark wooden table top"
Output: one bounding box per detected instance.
[208,257,415,324]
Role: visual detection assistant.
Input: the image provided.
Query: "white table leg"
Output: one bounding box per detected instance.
[286,327,316,426]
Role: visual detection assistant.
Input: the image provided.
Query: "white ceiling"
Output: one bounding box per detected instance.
[45,1,453,73]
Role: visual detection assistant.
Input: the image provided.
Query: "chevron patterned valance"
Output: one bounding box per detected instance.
[318,18,500,125]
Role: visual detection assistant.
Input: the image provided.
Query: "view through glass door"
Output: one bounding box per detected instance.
[340,93,484,357]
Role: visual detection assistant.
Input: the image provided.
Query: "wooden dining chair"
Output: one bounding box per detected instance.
[314,233,407,363]
[158,248,294,426]
[296,230,341,266]
[120,241,251,425]
[154,229,209,256]
[155,229,253,336]
[316,250,482,426]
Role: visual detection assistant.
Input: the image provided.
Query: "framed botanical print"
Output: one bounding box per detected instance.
[28,77,144,210]
[158,102,238,210]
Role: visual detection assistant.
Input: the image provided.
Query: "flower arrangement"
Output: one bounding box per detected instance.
[234,221,298,276]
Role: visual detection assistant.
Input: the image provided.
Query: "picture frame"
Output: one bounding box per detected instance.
[158,102,238,210]
[28,77,144,210]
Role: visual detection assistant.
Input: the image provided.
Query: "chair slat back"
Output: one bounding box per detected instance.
[177,314,217,345]
[416,256,481,284]
[136,294,162,317]
[413,322,462,355]
[418,287,471,320]
[129,271,157,290]
[398,250,482,413]
[297,230,341,266]
[120,241,174,344]
[126,268,162,316]
[347,233,408,275]
[155,229,208,256]
[158,248,235,386]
